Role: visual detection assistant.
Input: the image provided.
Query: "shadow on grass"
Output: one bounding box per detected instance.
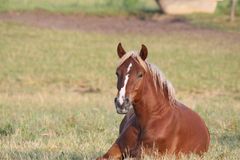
[218,133,240,149]
[127,8,162,20]
[140,8,163,14]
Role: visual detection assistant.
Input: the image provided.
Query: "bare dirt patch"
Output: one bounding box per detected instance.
[0,11,239,40]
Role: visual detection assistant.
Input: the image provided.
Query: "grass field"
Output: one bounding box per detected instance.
[0,1,240,159]
[0,19,240,160]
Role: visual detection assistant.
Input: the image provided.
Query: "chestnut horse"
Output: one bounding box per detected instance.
[97,43,210,159]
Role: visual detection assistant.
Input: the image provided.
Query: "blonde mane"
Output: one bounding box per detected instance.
[147,63,176,104]
[117,51,176,105]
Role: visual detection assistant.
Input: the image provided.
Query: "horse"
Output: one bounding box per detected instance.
[97,43,210,159]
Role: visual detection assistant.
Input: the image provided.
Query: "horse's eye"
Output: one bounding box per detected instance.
[137,72,143,78]
[116,72,119,77]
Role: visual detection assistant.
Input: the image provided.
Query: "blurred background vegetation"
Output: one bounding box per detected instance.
[0,0,239,31]
[0,0,239,15]
[0,0,155,14]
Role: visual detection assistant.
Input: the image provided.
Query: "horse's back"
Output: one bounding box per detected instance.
[174,101,210,154]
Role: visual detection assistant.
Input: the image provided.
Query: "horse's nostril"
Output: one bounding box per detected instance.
[114,97,117,103]
[125,97,130,103]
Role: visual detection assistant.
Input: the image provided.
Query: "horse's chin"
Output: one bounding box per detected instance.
[116,108,129,114]
[116,104,132,114]
[117,110,128,114]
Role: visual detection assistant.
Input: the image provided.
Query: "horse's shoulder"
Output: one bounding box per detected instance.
[173,100,196,115]
[119,109,137,134]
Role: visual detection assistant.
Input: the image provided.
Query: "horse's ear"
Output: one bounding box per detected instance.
[117,43,126,58]
[140,44,148,60]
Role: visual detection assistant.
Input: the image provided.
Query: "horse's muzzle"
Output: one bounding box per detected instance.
[114,97,132,114]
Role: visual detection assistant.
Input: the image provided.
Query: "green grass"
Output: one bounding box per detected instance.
[0,0,158,15]
[0,22,239,159]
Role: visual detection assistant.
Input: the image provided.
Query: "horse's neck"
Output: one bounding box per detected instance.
[133,74,171,129]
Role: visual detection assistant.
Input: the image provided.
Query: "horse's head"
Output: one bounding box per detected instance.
[114,43,148,114]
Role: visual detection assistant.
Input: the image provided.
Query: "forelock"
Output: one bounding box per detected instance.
[117,51,147,71]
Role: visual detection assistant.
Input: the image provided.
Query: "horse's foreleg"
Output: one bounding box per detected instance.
[97,113,138,159]
[96,143,122,160]
[129,142,142,158]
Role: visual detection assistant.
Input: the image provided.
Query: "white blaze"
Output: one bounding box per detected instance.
[118,63,132,105]
[127,63,132,72]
